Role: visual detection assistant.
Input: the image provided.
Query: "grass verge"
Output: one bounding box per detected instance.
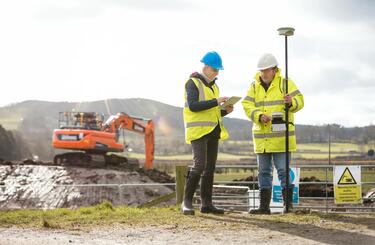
[0,201,373,231]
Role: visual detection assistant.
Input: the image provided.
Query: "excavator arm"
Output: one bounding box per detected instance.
[102,113,155,169]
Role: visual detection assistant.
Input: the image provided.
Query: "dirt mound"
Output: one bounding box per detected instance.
[299,176,334,197]
[0,161,175,209]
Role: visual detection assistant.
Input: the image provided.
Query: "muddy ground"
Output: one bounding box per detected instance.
[0,161,175,209]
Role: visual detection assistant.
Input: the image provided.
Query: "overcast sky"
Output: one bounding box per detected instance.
[0,0,374,126]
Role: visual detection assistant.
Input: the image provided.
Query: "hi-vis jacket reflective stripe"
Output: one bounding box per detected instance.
[242,69,304,153]
[183,77,229,144]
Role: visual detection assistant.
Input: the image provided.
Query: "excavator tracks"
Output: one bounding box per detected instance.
[53,152,139,168]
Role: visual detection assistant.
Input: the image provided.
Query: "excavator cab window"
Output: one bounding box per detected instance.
[58,112,104,130]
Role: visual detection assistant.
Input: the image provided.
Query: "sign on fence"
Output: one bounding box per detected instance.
[272,167,300,205]
[334,166,362,204]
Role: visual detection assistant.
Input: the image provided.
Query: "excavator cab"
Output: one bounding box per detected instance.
[58,112,104,130]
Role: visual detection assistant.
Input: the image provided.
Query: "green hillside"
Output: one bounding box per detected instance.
[0,99,374,160]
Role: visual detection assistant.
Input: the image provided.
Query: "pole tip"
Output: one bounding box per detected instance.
[277,27,295,36]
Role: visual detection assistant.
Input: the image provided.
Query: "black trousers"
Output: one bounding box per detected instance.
[190,135,219,175]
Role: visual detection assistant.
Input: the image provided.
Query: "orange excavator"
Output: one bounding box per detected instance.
[52,112,154,169]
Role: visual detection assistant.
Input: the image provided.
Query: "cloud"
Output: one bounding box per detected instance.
[300,66,374,95]
[34,0,194,21]
[33,0,102,21]
[300,85,375,126]
[109,0,194,11]
[293,0,375,24]
[0,0,374,127]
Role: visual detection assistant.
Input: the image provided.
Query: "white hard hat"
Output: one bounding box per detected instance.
[257,53,278,70]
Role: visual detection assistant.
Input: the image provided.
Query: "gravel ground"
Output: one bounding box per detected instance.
[1,213,374,245]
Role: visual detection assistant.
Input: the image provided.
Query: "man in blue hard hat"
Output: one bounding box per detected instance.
[182,51,233,215]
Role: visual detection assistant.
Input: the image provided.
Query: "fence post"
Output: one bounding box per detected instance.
[325,167,328,213]
[175,165,188,205]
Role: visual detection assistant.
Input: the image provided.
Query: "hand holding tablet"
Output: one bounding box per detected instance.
[220,96,242,109]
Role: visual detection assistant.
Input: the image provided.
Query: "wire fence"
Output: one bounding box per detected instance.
[0,164,374,213]
[208,164,375,213]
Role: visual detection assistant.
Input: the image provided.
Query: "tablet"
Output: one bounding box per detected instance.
[220,96,242,109]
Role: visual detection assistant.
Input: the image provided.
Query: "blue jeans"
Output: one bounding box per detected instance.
[257,152,292,190]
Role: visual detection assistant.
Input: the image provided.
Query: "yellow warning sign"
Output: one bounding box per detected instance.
[334,166,362,204]
[334,185,362,204]
[338,167,357,185]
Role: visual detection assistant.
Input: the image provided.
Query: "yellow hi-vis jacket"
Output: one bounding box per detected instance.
[183,77,229,144]
[242,69,304,153]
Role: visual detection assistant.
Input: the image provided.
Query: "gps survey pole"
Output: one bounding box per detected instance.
[277,27,295,213]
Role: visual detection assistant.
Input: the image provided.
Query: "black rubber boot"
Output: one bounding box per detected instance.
[181,170,201,215]
[282,186,294,213]
[249,188,271,215]
[200,172,225,214]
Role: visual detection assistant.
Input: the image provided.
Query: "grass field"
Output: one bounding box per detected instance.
[298,142,366,152]
[0,118,22,130]
[0,110,26,130]
[0,202,188,229]
[212,168,375,193]
[212,168,375,181]
[126,142,374,161]
[155,153,246,161]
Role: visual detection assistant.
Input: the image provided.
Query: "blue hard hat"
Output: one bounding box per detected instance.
[200,51,224,70]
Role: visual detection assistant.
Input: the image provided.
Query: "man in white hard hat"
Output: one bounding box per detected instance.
[242,53,304,214]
